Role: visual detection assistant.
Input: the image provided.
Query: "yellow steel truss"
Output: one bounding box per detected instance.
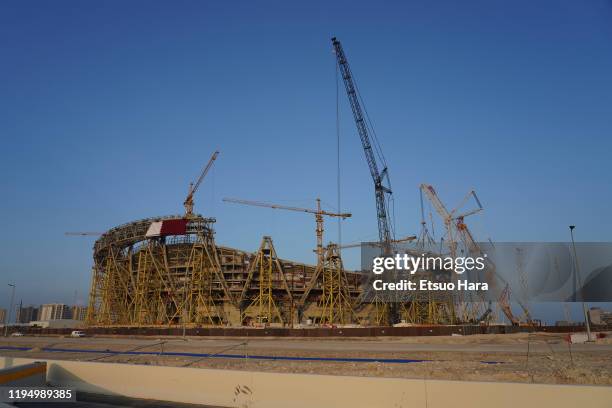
[240,236,292,325]
[319,244,355,325]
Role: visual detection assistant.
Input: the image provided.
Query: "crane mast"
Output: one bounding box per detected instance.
[332,37,393,250]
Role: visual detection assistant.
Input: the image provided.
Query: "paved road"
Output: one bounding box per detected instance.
[2,335,611,354]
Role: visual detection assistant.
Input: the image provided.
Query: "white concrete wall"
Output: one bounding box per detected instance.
[29,319,83,328]
[2,357,611,408]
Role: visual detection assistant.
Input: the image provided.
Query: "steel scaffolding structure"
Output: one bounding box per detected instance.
[240,236,292,325]
[319,243,355,325]
[86,214,365,327]
[86,214,467,327]
[88,216,231,326]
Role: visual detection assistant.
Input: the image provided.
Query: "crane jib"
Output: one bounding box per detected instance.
[332,37,393,247]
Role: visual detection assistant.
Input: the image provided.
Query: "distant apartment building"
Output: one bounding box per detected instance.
[71,305,88,321]
[16,305,39,323]
[39,304,72,321]
[0,308,6,325]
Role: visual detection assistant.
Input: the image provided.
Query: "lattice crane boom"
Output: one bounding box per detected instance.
[499,284,521,326]
[337,235,417,250]
[421,183,530,325]
[222,198,350,219]
[184,150,219,216]
[420,184,483,256]
[223,197,351,259]
[420,184,483,224]
[332,37,393,250]
[420,184,452,221]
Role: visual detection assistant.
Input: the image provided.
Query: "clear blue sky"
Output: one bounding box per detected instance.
[1,1,611,322]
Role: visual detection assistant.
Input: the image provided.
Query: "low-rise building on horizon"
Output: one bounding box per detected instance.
[71,305,87,321]
[16,305,39,323]
[39,304,72,321]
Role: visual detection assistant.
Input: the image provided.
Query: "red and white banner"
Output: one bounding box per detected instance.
[145,219,188,237]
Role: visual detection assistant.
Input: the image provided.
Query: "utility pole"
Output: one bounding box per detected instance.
[17,299,22,324]
[4,283,15,337]
[569,225,592,341]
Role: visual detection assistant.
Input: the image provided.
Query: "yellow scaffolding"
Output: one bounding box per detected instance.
[319,243,355,325]
[87,216,231,326]
[240,236,292,325]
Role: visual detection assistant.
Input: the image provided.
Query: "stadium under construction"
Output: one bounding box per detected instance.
[85,37,521,329]
[86,212,463,328]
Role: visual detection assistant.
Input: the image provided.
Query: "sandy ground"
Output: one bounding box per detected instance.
[2,332,611,386]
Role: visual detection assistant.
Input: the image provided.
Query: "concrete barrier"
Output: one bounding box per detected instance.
[16,324,597,337]
[0,361,46,386]
[1,357,611,408]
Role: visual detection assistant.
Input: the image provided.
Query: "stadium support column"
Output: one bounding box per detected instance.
[319,243,355,325]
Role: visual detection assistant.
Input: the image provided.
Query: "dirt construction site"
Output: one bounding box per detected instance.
[2,332,612,386]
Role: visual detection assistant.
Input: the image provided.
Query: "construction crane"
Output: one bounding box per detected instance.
[515,247,534,324]
[65,232,103,236]
[332,37,393,252]
[416,188,437,251]
[419,184,483,257]
[337,235,417,250]
[420,184,535,325]
[499,283,538,327]
[420,184,494,321]
[184,150,219,217]
[223,197,351,312]
[499,284,520,326]
[456,211,535,326]
[223,197,350,261]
